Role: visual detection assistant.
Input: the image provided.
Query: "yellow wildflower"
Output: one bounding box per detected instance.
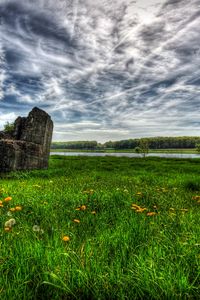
[147,212,157,216]
[131,204,141,210]
[192,195,200,200]
[4,227,11,232]
[75,205,87,211]
[80,205,86,211]
[62,236,70,242]
[73,219,80,223]
[9,208,16,212]
[136,208,147,213]
[4,197,12,202]
[15,206,22,211]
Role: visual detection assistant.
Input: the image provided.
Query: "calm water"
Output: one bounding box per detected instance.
[51,152,200,159]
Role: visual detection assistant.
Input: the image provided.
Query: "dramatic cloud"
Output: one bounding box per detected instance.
[0,0,200,141]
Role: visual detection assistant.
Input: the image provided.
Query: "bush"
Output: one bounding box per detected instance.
[195,143,200,153]
[3,122,14,133]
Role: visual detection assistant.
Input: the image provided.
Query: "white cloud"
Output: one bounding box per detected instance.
[0,112,17,130]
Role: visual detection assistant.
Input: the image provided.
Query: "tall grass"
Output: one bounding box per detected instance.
[0,156,200,299]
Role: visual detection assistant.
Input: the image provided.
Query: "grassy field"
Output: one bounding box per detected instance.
[0,156,200,299]
[50,148,198,154]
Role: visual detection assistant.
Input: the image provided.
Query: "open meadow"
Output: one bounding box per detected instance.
[0,156,200,299]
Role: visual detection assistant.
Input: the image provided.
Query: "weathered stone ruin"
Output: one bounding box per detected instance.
[0,107,53,172]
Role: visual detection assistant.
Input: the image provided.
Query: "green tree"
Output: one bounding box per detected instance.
[4,122,14,133]
[195,143,200,153]
[139,139,149,157]
[134,146,142,154]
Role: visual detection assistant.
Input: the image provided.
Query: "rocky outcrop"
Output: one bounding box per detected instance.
[0,107,53,172]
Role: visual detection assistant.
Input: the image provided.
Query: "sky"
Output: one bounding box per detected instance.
[0,0,200,142]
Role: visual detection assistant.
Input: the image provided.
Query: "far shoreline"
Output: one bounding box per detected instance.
[50,148,199,154]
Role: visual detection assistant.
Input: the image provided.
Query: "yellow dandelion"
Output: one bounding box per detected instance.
[135,207,147,213]
[80,205,86,211]
[4,197,12,202]
[0,201,3,205]
[142,208,147,211]
[131,204,141,210]
[4,227,11,232]
[73,219,80,223]
[15,206,22,211]
[192,195,200,200]
[75,205,87,211]
[9,208,16,212]
[62,236,70,242]
[147,212,157,216]
[131,207,136,210]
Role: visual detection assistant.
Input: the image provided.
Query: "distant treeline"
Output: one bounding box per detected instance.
[51,137,200,150]
[51,141,98,150]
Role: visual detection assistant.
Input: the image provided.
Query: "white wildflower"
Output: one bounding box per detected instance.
[32,225,40,232]
[5,218,16,228]
[32,225,44,233]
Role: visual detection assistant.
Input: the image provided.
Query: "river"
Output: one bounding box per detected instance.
[50,152,200,159]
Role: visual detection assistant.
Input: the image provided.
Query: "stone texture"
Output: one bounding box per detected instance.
[0,107,53,172]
